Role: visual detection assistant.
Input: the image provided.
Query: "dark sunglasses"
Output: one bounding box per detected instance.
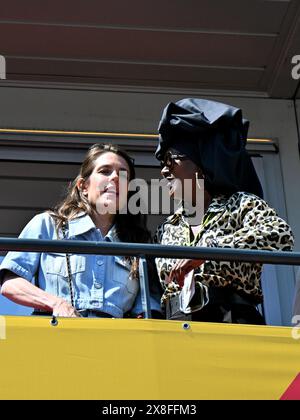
[160,151,188,170]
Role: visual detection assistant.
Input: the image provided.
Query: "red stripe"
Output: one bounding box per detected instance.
[280,373,300,400]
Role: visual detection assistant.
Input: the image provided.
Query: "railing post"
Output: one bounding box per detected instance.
[139,256,152,319]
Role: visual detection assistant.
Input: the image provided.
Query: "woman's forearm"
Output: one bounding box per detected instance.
[1,272,60,311]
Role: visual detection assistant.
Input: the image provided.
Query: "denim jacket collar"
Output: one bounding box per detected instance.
[105,225,120,242]
[68,213,95,237]
[68,213,120,242]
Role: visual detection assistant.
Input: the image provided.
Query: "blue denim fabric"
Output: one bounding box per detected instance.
[0,212,161,317]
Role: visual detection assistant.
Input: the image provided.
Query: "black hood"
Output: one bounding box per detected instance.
[155,98,263,198]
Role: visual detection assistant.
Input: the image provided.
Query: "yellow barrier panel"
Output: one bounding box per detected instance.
[0,316,299,400]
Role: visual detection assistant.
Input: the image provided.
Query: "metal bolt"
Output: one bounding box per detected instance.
[50,316,58,327]
[182,322,190,330]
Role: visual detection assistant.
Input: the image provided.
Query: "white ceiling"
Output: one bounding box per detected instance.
[0,0,300,98]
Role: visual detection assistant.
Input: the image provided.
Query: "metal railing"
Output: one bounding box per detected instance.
[1,238,300,318]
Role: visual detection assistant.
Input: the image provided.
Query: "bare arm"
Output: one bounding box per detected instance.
[1,271,78,317]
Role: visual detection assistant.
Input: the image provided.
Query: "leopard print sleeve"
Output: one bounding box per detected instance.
[192,192,294,302]
[215,193,294,252]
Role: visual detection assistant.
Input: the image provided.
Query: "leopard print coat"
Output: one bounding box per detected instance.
[154,191,294,307]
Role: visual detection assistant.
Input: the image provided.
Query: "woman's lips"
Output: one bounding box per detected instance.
[103,188,118,196]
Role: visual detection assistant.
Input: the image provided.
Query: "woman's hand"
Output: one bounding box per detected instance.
[52,297,80,317]
[168,259,204,288]
[1,274,80,317]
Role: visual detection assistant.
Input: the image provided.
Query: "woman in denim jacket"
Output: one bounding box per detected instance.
[0,144,161,318]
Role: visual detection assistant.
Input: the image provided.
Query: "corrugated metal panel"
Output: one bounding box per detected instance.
[0,0,299,97]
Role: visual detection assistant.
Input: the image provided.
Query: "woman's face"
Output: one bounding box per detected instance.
[161,148,201,203]
[79,152,130,214]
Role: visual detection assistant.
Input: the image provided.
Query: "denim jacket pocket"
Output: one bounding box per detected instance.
[114,256,139,295]
[45,253,86,297]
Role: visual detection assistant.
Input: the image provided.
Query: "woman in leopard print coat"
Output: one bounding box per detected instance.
[154,98,294,324]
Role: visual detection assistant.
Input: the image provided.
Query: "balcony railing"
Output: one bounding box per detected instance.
[1,238,300,319]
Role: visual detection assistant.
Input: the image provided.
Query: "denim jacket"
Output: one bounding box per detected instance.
[0,212,161,317]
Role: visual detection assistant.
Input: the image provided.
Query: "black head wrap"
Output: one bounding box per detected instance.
[155,98,263,198]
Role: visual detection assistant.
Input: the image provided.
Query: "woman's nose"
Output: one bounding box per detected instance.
[109,170,119,181]
[161,165,170,178]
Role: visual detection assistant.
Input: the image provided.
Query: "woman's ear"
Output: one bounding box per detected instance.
[76,178,88,196]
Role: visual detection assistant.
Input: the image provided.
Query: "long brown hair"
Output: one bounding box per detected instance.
[49,144,151,265]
